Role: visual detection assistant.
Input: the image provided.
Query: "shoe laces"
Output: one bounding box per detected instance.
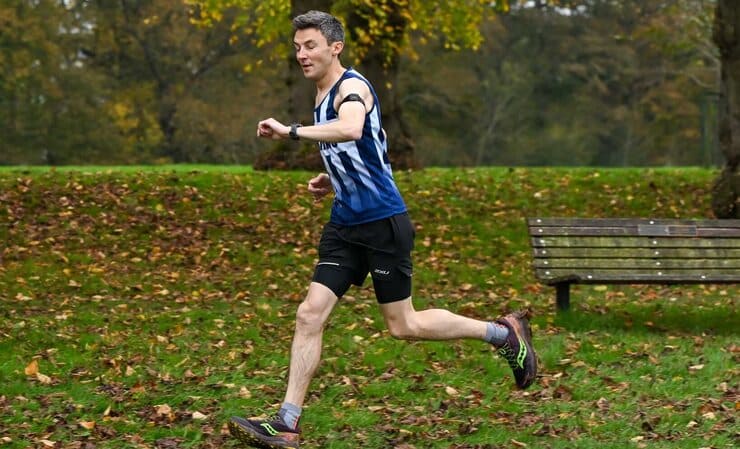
[263,414,285,425]
[497,342,519,370]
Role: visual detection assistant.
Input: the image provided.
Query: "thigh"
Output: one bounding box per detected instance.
[369,213,414,304]
[313,223,368,297]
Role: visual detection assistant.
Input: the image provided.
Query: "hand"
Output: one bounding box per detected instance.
[308,173,332,202]
[257,118,289,140]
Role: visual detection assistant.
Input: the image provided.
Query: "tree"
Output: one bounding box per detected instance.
[87,0,261,163]
[0,0,126,164]
[2,0,721,168]
[712,0,740,218]
[401,1,716,167]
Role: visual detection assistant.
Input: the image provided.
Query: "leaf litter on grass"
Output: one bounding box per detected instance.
[0,167,736,449]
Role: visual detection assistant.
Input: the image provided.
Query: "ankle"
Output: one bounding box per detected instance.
[279,402,302,430]
[485,321,509,347]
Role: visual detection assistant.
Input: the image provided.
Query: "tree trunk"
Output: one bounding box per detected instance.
[158,87,180,161]
[354,44,417,170]
[711,0,740,218]
[345,6,416,170]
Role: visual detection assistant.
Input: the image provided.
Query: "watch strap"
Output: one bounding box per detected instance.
[289,123,302,140]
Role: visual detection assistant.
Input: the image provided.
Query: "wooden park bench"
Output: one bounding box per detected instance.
[526,218,740,311]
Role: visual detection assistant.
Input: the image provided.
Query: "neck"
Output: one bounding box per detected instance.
[316,63,346,92]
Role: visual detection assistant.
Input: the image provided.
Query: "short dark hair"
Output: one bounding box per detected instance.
[292,10,345,44]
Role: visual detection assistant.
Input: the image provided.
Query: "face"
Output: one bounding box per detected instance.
[293,28,343,81]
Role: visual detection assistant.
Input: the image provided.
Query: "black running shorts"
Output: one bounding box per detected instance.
[312,212,414,304]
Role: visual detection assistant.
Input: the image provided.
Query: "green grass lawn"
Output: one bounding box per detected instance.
[0,166,737,449]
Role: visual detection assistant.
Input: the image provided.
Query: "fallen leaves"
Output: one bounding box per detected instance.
[25,359,53,384]
[78,420,96,430]
[24,359,39,376]
[1,168,736,449]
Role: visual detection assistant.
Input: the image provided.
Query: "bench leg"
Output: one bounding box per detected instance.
[556,283,570,311]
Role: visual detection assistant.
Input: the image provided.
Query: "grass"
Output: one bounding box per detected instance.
[0,166,737,449]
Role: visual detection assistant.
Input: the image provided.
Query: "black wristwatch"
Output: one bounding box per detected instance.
[289,123,302,140]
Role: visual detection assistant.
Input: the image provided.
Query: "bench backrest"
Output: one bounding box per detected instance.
[527,218,740,284]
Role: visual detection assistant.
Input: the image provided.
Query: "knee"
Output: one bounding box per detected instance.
[295,300,325,334]
[387,316,420,340]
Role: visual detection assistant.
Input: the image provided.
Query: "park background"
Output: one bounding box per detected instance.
[0,0,729,168]
[1,1,738,449]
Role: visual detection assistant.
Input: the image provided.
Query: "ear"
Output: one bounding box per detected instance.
[331,41,344,56]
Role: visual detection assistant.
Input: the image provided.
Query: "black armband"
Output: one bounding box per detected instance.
[339,93,366,108]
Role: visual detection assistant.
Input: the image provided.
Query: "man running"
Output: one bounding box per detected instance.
[229,10,537,449]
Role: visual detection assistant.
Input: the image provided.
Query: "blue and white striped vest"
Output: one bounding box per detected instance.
[314,68,407,225]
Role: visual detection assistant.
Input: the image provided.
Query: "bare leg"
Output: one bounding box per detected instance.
[379,297,488,341]
[283,282,339,407]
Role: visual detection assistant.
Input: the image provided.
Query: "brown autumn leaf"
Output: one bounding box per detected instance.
[445,386,460,397]
[36,373,52,385]
[155,437,183,449]
[24,359,39,376]
[596,397,610,411]
[155,404,172,416]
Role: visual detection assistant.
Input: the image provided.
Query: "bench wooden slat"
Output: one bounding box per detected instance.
[536,268,740,277]
[532,247,740,258]
[529,226,740,237]
[533,258,740,269]
[527,217,740,311]
[534,271,740,284]
[696,228,740,237]
[528,218,740,228]
[531,236,740,249]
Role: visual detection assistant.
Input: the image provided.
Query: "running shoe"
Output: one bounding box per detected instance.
[228,415,300,449]
[495,310,537,389]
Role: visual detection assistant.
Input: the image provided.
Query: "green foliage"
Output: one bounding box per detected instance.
[402,0,718,166]
[191,0,508,64]
[0,1,724,166]
[1,0,280,165]
[0,1,127,165]
[188,0,292,49]
[0,167,736,449]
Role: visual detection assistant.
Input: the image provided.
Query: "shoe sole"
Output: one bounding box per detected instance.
[228,420,298,449]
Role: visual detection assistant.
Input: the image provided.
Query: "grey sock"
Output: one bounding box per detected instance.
[278,402,302,430]
[485,322,509,347]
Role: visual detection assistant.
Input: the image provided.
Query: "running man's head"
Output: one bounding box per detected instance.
[292,10,345,45]
[292,11,346,81]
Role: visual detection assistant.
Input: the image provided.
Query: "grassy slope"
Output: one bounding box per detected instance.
[0,166,737,449]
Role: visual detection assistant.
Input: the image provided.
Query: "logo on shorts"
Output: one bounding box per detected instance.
[373,268,391,276]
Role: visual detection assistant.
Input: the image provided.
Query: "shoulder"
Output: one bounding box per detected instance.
[335,72,375,112]
[338,76,372,97]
